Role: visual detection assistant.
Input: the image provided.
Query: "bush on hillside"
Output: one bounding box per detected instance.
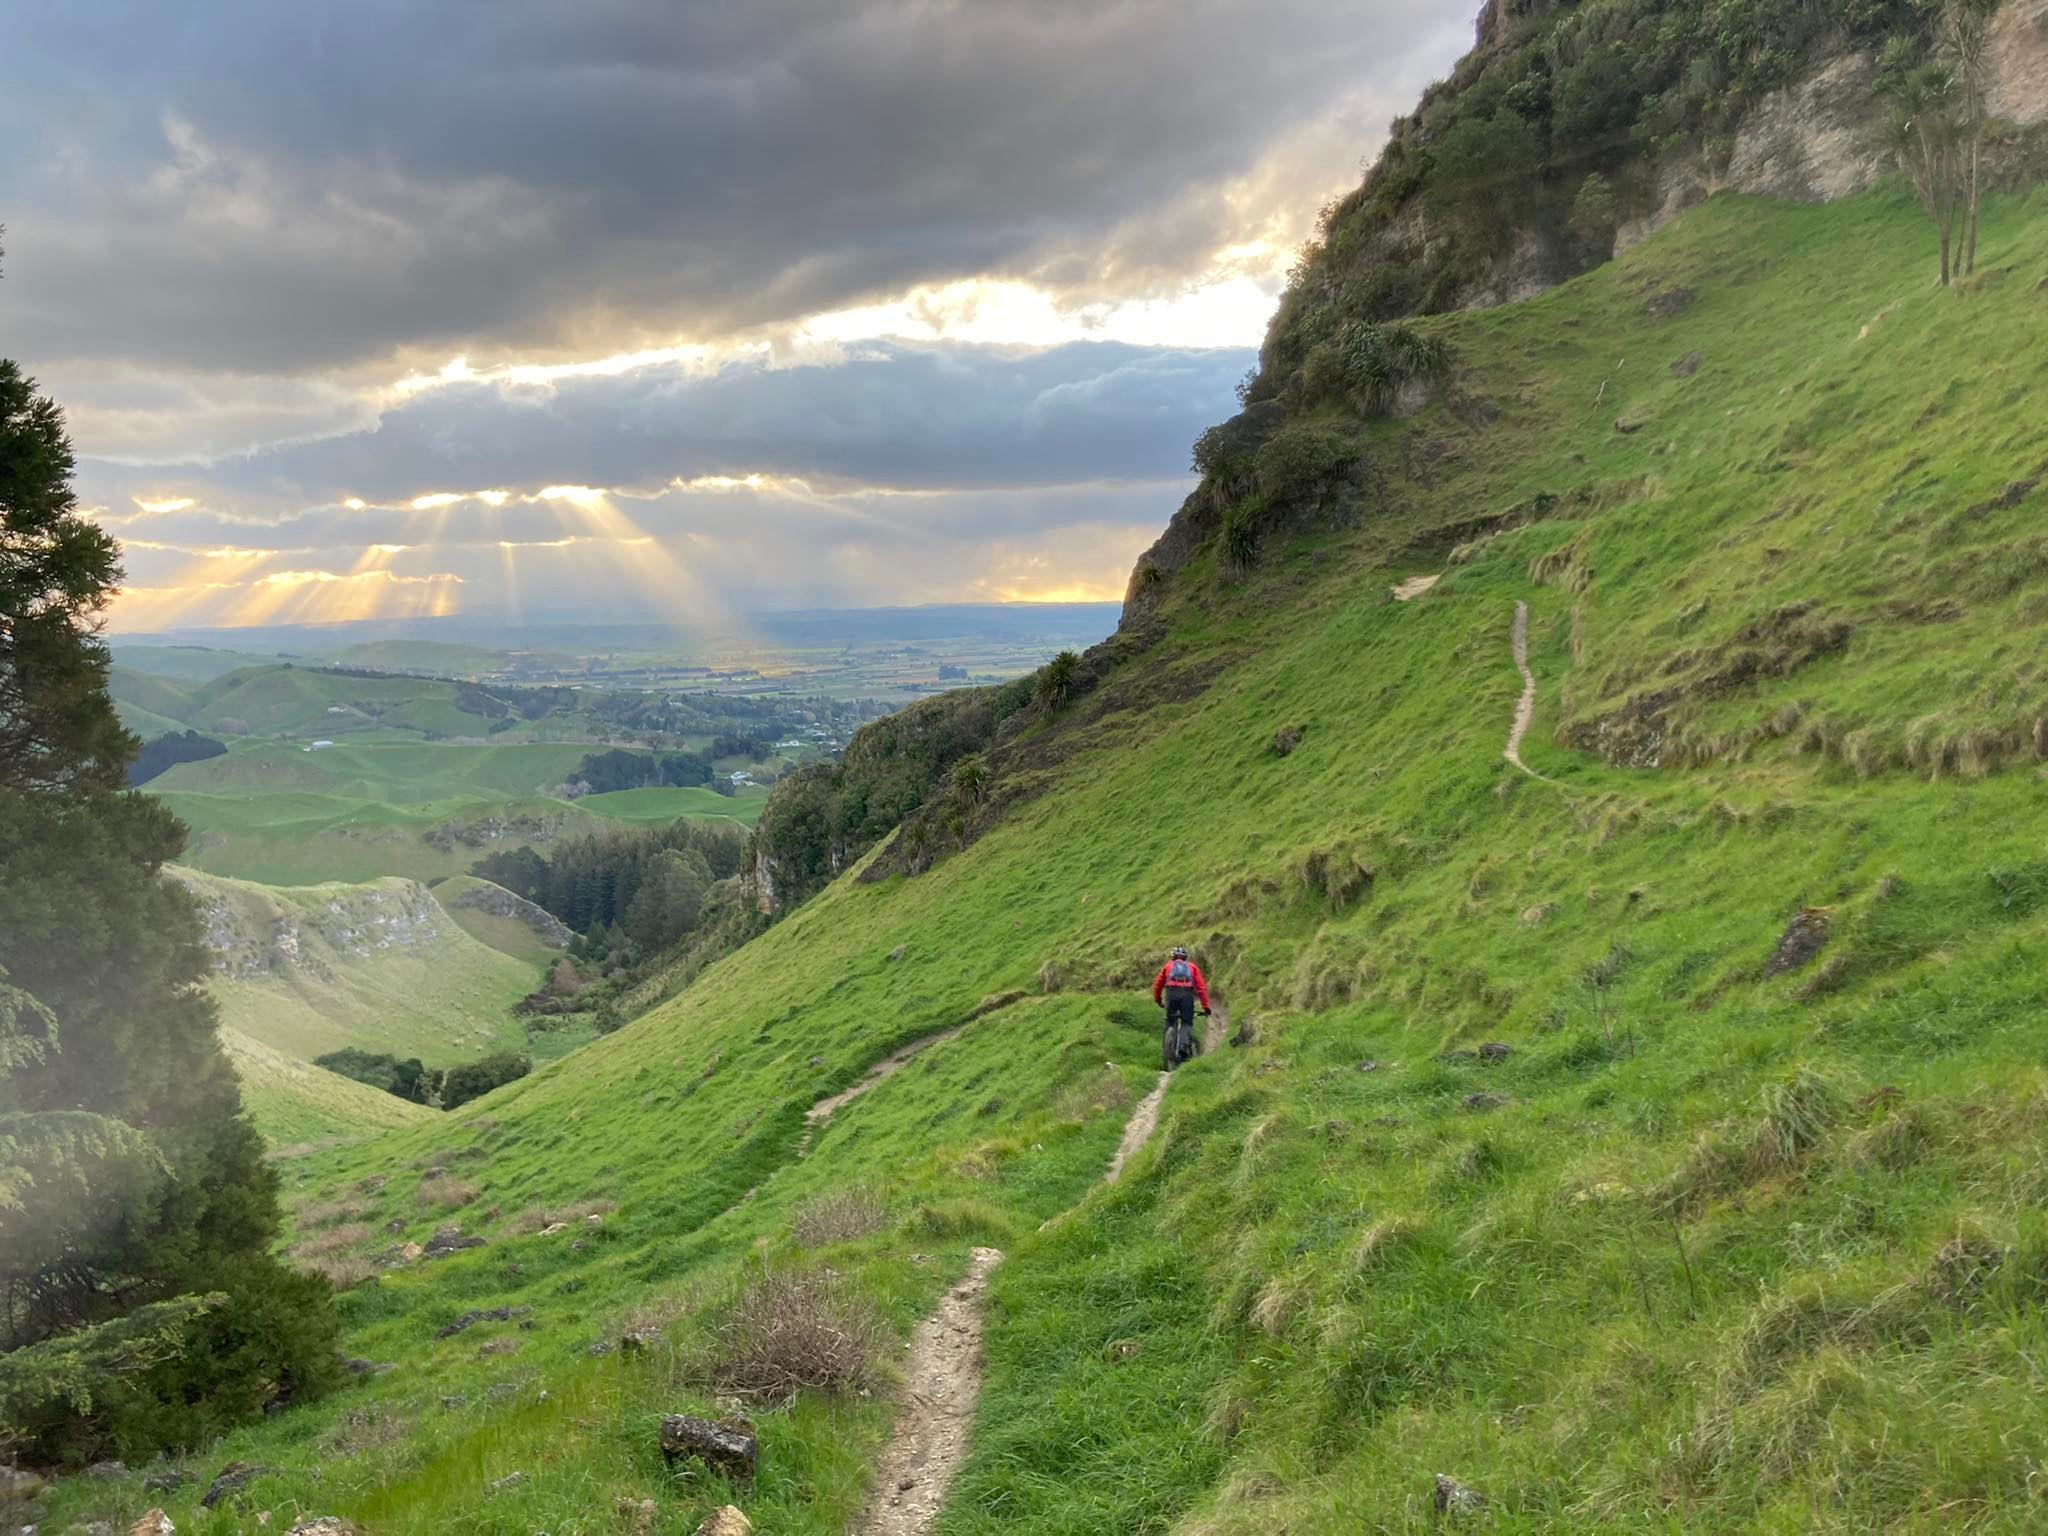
[1253,419,1361,503]
[127,729,227,786]
[1035,650,1082,711]
[706,1267,882,1403]
[314,1048,434,1104]
[748,677,1034,912]
[438,1052,531,1110]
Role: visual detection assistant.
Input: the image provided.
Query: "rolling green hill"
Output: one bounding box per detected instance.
[220,1025,438,1148]
[430,874,575,966]
[173,867,538,1067]
[45,187,2048,1534]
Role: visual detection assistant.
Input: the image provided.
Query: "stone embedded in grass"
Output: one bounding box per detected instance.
[1272,723,1305,756]
[1464,1092,1510,1112]
[127,1513,173,1536]
[1477,1041,1512,1062]
[485,1472,525,1493]
[695,1506,753,1536]
[1434,1472,1487,1516]
[1614,411,1652,435]
[422,1225,484,1260]
[87,1459,127,1478]
[199,1460,275,1509]
[1643,285,1695,318]
[1671,350,1705,377]
[286,1520,353,1535]
[660,1412,758,1485]
[1762,906,1832,976]
[433,1304,530,1340]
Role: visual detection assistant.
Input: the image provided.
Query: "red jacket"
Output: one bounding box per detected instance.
[1153,959,1211,1009]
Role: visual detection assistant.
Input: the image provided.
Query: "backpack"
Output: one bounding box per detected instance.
[1167,957,1194,988]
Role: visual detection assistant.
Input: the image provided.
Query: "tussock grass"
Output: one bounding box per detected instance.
[416,1174,480,1211]
[704,1267,884,1404]
[791,1187,890,1248]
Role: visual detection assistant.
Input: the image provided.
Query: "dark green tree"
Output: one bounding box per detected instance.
[0,359,338,1463]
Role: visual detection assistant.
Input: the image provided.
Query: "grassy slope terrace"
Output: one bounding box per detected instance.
[42,187,2048,1533]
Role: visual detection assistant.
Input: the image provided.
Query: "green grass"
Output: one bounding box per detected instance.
[41,186,2048,1534]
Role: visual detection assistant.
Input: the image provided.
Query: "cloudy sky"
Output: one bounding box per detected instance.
[3,1,1471,632]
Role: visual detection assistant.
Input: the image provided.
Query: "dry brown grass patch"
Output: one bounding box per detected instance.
[706,1268,882,1403]
[417,1174,481,1211]
[301,1254,378,1289]
[790,1186,889,1248]
[295,1221,373,1258]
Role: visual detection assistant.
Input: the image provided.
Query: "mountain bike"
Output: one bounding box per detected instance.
[1161,1004,1210,1071]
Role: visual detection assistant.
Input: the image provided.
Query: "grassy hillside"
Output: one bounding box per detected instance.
[44,187,2048,1534]
[151,737,603,801]
[431,874,574,966]
[220,1025,438,1148]
[175,868,538,1065]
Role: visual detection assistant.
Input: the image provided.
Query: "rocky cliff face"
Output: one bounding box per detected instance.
[173,873,453,981]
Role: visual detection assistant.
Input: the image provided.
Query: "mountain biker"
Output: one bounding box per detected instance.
[1152,946,1212,1067]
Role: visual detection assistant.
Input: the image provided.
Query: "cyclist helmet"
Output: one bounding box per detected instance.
[1171,945,1189,959]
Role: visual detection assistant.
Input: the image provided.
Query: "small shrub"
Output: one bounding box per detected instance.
[1334,320,1453,417]
[1252,419,1360,503]
[1034,651,1082,711]
[1222,496,1266,574]
[791,1187,889,1248]
[707,1268,883,1403]
[418,1175,481,1211]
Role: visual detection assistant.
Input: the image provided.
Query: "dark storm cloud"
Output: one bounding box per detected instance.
[2,0,1465,375]
[82,339,1255,510]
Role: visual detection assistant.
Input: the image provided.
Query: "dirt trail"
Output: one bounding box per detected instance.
[1504,601,1556,783]
[865,1000,1229,1524]
[806,1026,963,1130]
[1393,572,1442,601]
[1105,1006,1227,1185]
[855,1246,1005,1536]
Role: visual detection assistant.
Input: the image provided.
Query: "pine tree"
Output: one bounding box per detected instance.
[0,359,338,1463]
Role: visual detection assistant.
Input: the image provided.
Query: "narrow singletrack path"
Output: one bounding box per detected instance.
[806,1026,963,1134]
[1504,601,1557,784]
[855,1246,1005,1536]
[1105,1006,1228,1185]
[871,1000,1230,1526]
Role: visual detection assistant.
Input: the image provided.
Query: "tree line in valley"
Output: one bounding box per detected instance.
[1,355,338,1464]
[474,818,749,958]
[312,1047,531,1109]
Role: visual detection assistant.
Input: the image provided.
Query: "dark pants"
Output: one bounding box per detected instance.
[1164,989,1196,1060]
